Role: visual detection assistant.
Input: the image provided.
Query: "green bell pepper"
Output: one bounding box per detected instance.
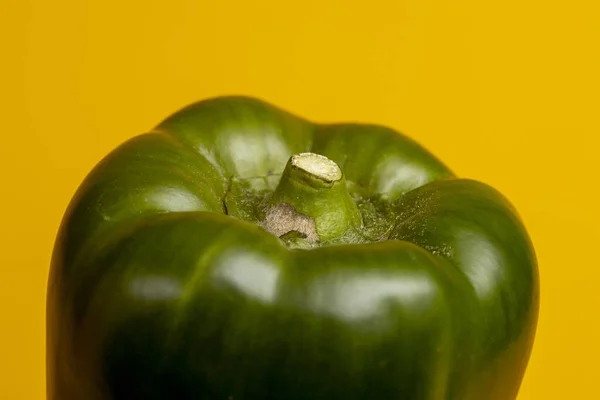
[47,96,539,399]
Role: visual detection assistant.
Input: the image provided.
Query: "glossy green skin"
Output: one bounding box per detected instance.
[47,96,539,399]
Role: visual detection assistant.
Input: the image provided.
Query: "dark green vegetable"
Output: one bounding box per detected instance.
[47,96,539,399]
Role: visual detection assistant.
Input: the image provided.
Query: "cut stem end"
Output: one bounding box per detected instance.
[263,152,362,244]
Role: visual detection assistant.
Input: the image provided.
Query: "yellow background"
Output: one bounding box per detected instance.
[1,0,598,398]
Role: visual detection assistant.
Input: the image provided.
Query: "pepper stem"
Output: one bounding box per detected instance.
[263,152,362,244]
